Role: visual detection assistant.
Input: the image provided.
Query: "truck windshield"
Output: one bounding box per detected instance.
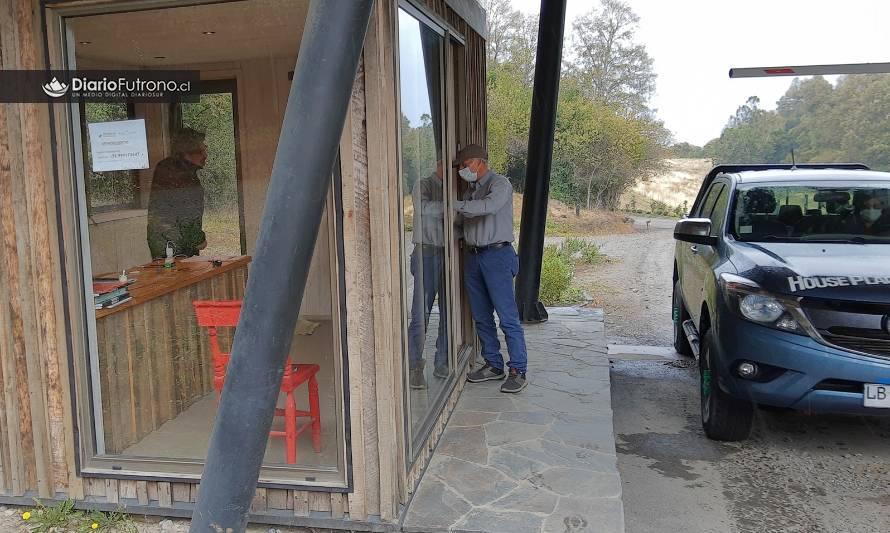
[732,183,890,243]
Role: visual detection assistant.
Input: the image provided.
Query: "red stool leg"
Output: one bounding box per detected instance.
[309,375,322,453]
[285,391,298,464]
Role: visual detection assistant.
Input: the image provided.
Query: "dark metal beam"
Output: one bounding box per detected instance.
[189,1,373,531]
[515,0,567,324]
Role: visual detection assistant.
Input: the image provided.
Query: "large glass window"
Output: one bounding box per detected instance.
[398,8,454,451]
[732,182,890,241]
[66,0,347,485]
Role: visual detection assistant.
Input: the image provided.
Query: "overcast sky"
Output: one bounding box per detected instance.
[509,0,890,146]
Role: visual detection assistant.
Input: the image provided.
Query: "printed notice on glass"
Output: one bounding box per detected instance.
[87,119,149,172]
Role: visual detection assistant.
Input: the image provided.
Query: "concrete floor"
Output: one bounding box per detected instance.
[611,358,890,533]
[121,320,341,468]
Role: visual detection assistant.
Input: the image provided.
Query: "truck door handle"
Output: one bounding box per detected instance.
[690,245,699,254]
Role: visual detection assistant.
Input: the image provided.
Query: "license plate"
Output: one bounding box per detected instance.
[864,384,890,408]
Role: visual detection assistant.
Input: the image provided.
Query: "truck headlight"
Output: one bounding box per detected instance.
[739,294,785,323]
[719,273,807,334]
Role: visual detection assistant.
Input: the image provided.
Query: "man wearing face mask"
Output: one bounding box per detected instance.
[844,191,890,236]
[453,144,529,393]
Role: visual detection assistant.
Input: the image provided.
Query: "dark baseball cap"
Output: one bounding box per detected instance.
[453,144,488,166]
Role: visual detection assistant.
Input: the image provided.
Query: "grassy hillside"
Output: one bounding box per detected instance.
[622,158,712,216]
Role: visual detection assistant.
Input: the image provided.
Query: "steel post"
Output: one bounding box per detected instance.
[515,0,568,323]
[189,1,373,530]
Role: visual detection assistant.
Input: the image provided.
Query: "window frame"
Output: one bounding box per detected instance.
[395,2,469,464]
[45,1,352,491]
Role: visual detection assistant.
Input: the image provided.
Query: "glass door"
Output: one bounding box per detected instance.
[397,6,454,456]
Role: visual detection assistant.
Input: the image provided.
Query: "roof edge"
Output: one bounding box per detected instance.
[445,0,487,39]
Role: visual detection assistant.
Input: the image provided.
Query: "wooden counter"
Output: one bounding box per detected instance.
[94,256,250,454]
[96,256,251,319]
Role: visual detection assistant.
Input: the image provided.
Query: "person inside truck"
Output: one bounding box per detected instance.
[843,191,890,236]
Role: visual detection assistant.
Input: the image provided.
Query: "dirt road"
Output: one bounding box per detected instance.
[561,215,677,346]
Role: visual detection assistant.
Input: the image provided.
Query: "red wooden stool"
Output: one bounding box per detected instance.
[192,300,321,464]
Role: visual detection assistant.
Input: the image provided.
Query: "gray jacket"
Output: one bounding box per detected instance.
[411,173,446,247]
[455,170,515,246]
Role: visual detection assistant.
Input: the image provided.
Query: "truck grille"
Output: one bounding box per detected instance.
[800,298,890,360]
[820,333,890,358]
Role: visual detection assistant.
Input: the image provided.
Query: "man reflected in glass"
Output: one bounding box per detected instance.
[408,160,449,389]
[146,127,209,258]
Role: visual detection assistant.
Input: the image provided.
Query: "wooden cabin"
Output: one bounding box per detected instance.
[0,0,486,529]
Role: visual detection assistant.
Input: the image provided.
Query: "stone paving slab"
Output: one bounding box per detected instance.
[403,308,625,533]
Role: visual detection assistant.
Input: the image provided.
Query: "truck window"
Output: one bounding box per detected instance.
[732,182,890,242]
[698,182,725,219]
[709,187,730,236]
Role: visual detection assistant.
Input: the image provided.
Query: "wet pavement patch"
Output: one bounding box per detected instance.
[616,430,730,480]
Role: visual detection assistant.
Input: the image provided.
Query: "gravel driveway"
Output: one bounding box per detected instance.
[549,215,677,346]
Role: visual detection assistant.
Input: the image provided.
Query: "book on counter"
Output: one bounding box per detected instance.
[93,279,134,310]
[92,280,132,296]
[94,295,132,310]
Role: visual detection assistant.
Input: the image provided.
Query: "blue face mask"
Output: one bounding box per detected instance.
[459,166,477,183]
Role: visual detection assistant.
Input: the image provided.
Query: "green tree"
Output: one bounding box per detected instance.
[568,0,656,117]
[704,74,890,171]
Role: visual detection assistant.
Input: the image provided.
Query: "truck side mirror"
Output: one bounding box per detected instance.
[674,218,718,246]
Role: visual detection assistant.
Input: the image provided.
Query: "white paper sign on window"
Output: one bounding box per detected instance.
[87,119,150,172]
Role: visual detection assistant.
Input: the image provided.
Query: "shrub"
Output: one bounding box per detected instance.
[580,242,602,264]
[539,245,574,305]
[563,237,586,254]
[559,238,602,264]
[649,199,670,216]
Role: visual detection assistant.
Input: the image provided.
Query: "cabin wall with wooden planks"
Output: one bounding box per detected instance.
[0,0,79,498]
[0,0,488,527]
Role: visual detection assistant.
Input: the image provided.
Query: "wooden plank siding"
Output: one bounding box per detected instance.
[94,263,246,454]
[0,0,488,528]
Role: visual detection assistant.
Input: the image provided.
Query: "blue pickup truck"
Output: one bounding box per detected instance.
[672,164,890,441]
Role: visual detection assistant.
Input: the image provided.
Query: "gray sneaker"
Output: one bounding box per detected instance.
[500,368,527,393]
[466,362,506,383]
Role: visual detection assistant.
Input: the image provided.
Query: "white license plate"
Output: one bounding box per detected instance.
[864,384,890,408]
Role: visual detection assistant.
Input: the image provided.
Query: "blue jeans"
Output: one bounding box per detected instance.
[464,245,528,374]
[407,246,448,370]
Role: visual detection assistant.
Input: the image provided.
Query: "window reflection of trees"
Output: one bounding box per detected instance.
[398,8,452,453]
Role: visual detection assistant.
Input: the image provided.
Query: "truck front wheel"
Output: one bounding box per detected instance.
[700,329,754,441]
